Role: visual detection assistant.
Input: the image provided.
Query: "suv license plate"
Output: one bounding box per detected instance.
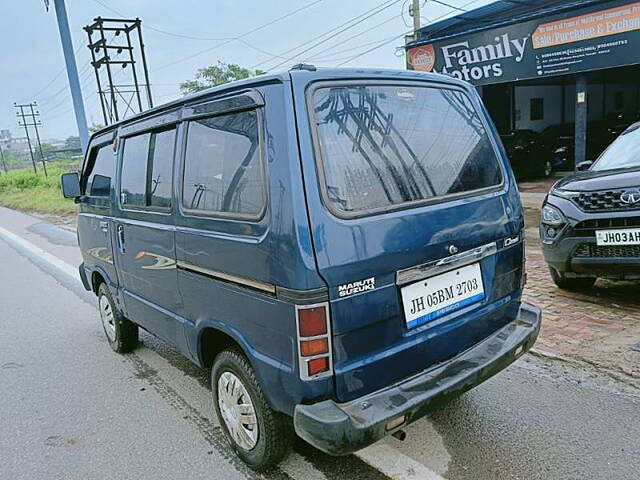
[401,263,485,329]
[596,228,640,246]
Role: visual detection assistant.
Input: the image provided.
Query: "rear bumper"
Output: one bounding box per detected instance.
[293,301,541,455]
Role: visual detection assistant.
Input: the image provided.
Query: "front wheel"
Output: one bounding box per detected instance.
[549,267,596,291]
[98,283,138,353]
[212,349,293,471]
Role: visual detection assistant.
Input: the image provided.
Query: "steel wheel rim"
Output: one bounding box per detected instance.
[217,371,259,450]
[99,295,116,342]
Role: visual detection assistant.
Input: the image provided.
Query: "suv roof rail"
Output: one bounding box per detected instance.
[290,63,317,72]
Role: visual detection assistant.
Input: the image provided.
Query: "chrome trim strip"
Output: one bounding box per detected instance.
[176,260,276,294]
[396,242,498,286]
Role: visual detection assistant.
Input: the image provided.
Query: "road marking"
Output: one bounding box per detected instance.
[356,444,447,480]
[0,226,79,281]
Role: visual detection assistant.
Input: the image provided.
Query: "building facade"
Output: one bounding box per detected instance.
[406,0,640,167]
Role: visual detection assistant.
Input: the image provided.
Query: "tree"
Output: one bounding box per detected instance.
[180,62,266,95]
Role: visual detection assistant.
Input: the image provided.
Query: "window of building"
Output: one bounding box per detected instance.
[530,98,544,121]
[85,143,116,197]
[120,128,176,210]
[182,110,264,218]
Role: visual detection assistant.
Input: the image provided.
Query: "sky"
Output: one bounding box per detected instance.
[1,0,495,141]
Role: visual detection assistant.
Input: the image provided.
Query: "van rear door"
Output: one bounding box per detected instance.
[291,76,524,402]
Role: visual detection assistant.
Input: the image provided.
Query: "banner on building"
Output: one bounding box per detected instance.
[407,0,640,85]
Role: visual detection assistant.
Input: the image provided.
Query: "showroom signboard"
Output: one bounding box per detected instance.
[407,0,640,85]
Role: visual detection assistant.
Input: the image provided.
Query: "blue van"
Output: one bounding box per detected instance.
[61,66,541,471]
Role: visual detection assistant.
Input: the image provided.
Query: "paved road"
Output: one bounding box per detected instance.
[1,206,639,480]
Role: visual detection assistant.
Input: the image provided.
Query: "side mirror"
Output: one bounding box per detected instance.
[576,161,593,172]
[60,172,81,199]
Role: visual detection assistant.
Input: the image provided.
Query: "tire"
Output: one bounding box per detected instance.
[212,349,293,471]
[549,267,596,291]
[97,283,138,353]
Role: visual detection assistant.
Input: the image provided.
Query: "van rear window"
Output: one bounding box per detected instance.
[311,85,503,216]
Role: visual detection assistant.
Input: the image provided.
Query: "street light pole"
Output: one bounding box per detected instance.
[52,0,89,153]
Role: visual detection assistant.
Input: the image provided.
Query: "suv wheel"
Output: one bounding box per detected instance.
[98,283,138,353]
[212,349,292,471]
[549,268,596,291]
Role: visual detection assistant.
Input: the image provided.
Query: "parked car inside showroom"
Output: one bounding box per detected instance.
[541,121,640,290]
[500,129,554,180]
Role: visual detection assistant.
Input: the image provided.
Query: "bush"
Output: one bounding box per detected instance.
[0,162,76,214]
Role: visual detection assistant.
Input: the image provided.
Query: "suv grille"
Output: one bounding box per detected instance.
[572,190,640,212]
[573,217,640,237]
[574,243,640,258]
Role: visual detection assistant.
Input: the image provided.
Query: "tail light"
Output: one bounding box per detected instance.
[296,303,332,380]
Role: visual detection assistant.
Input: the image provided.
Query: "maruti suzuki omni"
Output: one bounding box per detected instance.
[61,66,541,471]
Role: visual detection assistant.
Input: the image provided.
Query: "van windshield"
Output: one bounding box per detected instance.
[311,84,503,215]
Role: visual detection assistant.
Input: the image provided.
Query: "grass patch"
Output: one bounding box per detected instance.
[0,164,77,215]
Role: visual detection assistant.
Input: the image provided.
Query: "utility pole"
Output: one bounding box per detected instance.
[411,0,422,37]
[50,0,90,153]
[14,103,38,175]
[29,103,48,177]
[85,17,154,125]
[406,0,422,69]
[15,103,48,176]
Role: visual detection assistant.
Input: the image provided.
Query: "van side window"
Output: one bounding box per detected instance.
[121,133,150,207]
[85,144,115,197]
[182,110,264,217]
[148,129,175,208]
[120,128,176,210]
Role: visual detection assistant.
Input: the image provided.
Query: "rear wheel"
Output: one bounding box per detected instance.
[212,349,292,471]
[98,283,138,353]
[549,267,596,291]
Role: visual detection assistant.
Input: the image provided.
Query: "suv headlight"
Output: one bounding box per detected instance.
[541,205,566,226]
[540,205,566,242]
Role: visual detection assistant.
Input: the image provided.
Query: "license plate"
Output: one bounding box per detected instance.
[401,263,485,329]
[596,228,640,246]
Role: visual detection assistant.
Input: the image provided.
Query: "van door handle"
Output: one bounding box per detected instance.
[116,225,126,254]
[99,221,109,233]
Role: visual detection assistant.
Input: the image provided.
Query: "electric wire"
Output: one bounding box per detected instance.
[335,0,484,66]
[151,1,326,72]
[262,0,404,72]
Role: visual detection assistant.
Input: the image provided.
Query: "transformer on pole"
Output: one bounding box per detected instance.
[84,17,154,125]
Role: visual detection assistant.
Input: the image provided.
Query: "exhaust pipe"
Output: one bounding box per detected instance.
[391,429,407,441]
